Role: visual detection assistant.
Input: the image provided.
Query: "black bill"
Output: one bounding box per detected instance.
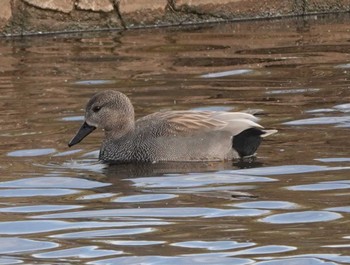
[68,121,96,147]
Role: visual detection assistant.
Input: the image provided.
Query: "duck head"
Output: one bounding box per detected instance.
[68,90,135,147]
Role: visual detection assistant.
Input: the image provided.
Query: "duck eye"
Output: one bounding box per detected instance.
[92,106,102,113]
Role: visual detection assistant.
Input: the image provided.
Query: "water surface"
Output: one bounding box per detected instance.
[0,14,350,264]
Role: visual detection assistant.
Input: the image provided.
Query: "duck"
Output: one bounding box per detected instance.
[68,90,277,163]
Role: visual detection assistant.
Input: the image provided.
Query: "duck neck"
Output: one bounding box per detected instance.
[104,119,135,140]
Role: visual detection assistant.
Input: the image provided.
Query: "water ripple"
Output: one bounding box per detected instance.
[233,165,350,176]
[171,240,256,251]
[200,69,253,78]
[255,257,337,265]
[260,211,342,224]
[0,204,82,213]
[315,157,350,163]
[33,246,122,259]
[97,240,166,246]
[0,237,58,254]
[7,148,56,157]
[52,227,155,239]
[113,194,177,203]
[0,176,109,189]
[129,173,275,188]
[233,201,299,209]
[257,254,350,264]
[87,254,253,265]
[0,220,169,235]
[284,116,350,126]
[287,180,350,191]
[0,188,79,197]
[33,207,269,220]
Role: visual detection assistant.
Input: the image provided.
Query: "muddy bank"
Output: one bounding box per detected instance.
[1,0,350,36]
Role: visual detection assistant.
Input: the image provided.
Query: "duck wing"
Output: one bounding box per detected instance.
[135,111,267,137]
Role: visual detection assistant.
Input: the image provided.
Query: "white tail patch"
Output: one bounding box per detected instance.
[261,129,278,138]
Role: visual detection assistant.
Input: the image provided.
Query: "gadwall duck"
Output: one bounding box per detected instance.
[68,90,277,163]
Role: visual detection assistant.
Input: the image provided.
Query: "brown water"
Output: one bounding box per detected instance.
[0,14,350,265]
